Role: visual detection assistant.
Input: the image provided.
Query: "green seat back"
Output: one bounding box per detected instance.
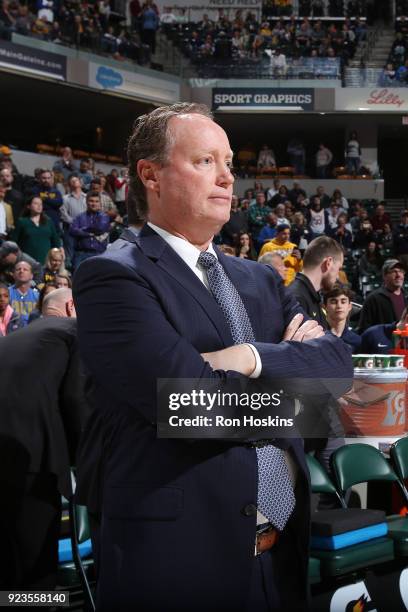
[332,443,398,493]
[306,454,338,495]
[391,438,408,481]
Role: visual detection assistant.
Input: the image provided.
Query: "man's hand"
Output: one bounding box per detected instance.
[283,313,325,342]
[201,344,256,376]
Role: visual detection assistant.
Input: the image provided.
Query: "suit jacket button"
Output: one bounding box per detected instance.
[242,503,257,517]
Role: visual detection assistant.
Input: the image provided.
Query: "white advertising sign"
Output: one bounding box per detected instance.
[88,62,180,104]
[336,87,408,112]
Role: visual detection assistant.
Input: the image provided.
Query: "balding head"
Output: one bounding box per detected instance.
[42,288,76,318]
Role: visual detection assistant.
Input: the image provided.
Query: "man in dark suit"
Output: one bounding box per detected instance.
[0,288,87,589]
[73,103,352,612]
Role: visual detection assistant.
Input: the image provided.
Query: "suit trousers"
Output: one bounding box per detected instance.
[0,473,61,590]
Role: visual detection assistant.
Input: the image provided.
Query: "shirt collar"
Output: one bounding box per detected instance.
[148,222,217,270]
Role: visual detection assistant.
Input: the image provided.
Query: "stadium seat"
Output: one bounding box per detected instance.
[58,499,95,611]
[306,454,394,578]
[278,166,295,177]
[332,443,408,559]
[333,166,347,176]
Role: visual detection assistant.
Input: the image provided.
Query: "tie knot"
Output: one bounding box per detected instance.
[198,251,218,270]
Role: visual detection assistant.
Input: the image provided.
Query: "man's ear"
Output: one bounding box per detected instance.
[321,256,333,274]
[137,160,160,195]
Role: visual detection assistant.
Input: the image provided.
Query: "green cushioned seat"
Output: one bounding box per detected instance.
[308,557,321,585]
[386,516,408,556]
[311,537,394,577]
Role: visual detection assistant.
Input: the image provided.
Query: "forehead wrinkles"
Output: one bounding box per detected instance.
[166,115,231,161]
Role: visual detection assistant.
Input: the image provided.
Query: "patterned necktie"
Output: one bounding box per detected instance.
[198,251,295,532]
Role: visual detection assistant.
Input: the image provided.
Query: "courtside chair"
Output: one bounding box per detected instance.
[306,453,394,578]
[332,443,408,559]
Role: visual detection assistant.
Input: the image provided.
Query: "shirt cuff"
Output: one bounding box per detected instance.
[245,344,262,378]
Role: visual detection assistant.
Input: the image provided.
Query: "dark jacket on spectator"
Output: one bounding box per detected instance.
[32,185,64,231]
[288,272,329,328]
[358,287,408,333]
[393,224,408,256]
[221,210,248,246]
[70,210,111,253]
[360,322,395,354]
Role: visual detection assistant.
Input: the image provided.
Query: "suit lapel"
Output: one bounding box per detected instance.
[126,225,234,347]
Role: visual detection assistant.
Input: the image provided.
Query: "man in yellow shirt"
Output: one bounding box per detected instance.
[258,224,302,285]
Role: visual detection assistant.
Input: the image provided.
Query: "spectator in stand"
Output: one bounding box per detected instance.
[326,201,341,230]
[370,202,392,234]
[380,62,396,86]
[11,195,61,265]
[308,196,328,236]
[0,0,15,39]
[129,0,141,29]
[287,136,305,175]
[8,261,39,325]
[287,180,306,207]
[0,184,14,239]
[235,231,256,260]
[315,143,333,179]
[350,206,368,233]
[294,192,310,215]
[359,259,407,333]
[258,251,287,282]
[275,202,291,226]
[291,211,313,251]
[60,175,87,264]
[55,271,72,288]
[378,223,394,252]
[114,168,129,216]
[330,212,353,250]
[257,144,276,173]
[70,191,110,270]
[266,178,281,203]
[0,241,42,285]
[345,131,361,175]
[258,224,302,285]
[0,282,23,335]
[42,248,67,284]
[360,307,408,354]
[270,184,289,208]
[323,285,361,352]
[393,210,408,269]
[140,0,159,54]
[32,169,63,232]
[353,218,376,249]
[315,185,331,209]
[256,212,278,250]
[90,177,118,221]
[332,188,349,211]
[358,241,383,276]
[0,167,23,219]
[221,195,248,247]
[52,147,78,181]
[247,191,272,242]
[78,159,93,190]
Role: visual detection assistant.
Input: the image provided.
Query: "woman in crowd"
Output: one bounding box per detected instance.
[358,241,384,276]
[42,248,67,284]
[332,188,349,210]
[236,232,256,260]
[0,283,23,336]
[11,196,62,265]
[55,271,72,289]
[291,211,313,250]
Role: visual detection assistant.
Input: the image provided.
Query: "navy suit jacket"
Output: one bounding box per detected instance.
[73,225,352,612]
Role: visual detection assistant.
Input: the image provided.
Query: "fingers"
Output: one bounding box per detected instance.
[282,313,304,341]
[291,320,324,342]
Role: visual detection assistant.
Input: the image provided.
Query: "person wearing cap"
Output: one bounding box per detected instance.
[258,224,302,285]
[0,241,42,285]
[358,259,407,333]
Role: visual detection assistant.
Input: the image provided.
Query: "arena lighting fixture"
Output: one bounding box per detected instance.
[216,105,303,112]
[358,107,370,111]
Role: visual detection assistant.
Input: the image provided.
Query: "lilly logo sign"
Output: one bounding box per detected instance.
[96,66,123,90]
